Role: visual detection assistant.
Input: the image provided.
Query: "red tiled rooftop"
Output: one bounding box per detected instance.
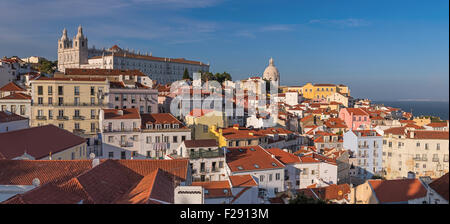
[407,131,449,140]
[184,139,218,148]
[141,113,186,129]
[228,175,258,187]
[0,92,31,100]
[103,108,141,120]
[226,146,285,172]
[0,111,28,123]
[425,122,448,128]
[428,173,449,201]
[0,125,86,160]
[368,179,427,203]
[65,68,146,77]
[0,82,25,92]
[266,148,300,164]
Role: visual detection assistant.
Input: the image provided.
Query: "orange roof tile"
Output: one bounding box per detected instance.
[226,146,285,172]
[266,148,300,164]
[0,92,31,100]
[428,173,449,201]
[0,82,25,92]
[228,175,258,187]
[368,179,427,203]
[103,108,141,120]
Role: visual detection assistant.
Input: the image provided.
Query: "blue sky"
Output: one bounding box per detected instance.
[0,0,448,101]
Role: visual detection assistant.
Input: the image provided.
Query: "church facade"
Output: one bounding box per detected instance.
[57,26,210,84]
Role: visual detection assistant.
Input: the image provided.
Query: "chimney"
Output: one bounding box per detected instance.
[117,110,124,116]
[32,178,41,187]
[92,158,100,168]
[409,131,415,139]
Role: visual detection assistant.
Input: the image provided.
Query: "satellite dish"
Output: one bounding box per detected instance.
[32,178,41,187]
[89,153,96,159]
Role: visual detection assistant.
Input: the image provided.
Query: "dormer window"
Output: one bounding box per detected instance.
[164,124,170,129]
[146,124,153,129]
[155,124,161,129]
[173,124,179,129]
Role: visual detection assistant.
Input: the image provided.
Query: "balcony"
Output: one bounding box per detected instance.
[120,141,134,148]
[358,145,369,149]
[56,116,69,120]
[103,128,140,133]
[73,116,85,120]
[432,158,439,162]
[73,129,85,134]
[189,149,224,159]
[36,116,47,120]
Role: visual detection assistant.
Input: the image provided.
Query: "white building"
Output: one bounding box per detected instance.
[225,145,285,199]
[57,26,210,84]
[174,139,226,182]
[343,130,383,180]
[100,108,142,159]
[0,57,32,87]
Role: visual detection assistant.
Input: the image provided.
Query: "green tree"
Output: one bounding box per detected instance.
[182,68,191,80]
[38,59,57,74]
[288,192,327,204]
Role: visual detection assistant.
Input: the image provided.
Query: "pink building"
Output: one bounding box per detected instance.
[339,108,371,130]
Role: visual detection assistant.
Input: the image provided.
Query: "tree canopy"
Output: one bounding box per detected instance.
[37,59,57,75]
[199,71,232,83]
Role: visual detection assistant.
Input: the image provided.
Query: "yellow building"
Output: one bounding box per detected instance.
[184,109,228,140]
[293,83,350,100]
[210,125,268,148]
[281,86,303,94]
[30,77,109,137]
[413,117,432,127]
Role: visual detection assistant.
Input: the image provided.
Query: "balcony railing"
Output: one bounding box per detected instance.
[432,158,439,162]
[103,128,141,133]
[36,116,47,120]
[120,141,134,148]
[73,116,85,120]
[73,129,85,134]
[189,149,224,159]
[56,116,69,120]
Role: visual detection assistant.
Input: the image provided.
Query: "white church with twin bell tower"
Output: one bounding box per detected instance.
[57,26,210,84]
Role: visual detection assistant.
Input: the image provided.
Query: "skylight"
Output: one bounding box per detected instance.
[237,166,244,170]
[254,164,260,168]
[272,162,278,167]
[249,148,256,151]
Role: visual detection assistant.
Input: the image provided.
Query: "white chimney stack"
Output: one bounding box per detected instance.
[92,158,100,168]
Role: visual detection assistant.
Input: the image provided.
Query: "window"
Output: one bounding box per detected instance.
[146,151,151,158]
[108,152,114,159]
[91,97,95,105]
[91,123,96,132]
[58,86,63,95]
[260,175,264,182]
[173,136,178,143]
[74,97,80,106]
[437,143,440,150]
[146,136,152,143]
[155,136,161,143]
[58,97,64,106]
[48,97,53,105]
[20,105,25,115]
[275,173,280,180]
[74,123,80,130]
[425,144,429,150]
[58,123,64,129]
[416,142,420,147]
[48,86,53,95]
[182,136,186,141]
[74,109,80,117]
[38,97,43,105]
[121,151,126,159]
[269,174,273,181]
[91,110,95,119]
[108,136,113,143]
[37,86,43,95]
[90,87,95,96]
[74,86,80,95]
[388,142,392,148]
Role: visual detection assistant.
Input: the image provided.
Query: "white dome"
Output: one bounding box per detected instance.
[263,57,279,83]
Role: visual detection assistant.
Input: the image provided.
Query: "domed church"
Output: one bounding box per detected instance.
[262,57,280,87]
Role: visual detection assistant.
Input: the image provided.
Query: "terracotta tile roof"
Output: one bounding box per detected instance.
[324,118,348,129]
[428,173,449,201]
[226,146,285,172]
[400,120,416,124]
[228,175,258,187]
[3,159,188,204]
[0,92,31,100]
[192,181,232,198]
[65,68,146,77]
[425,122,448,128]
[109,81,125,88]
[0,111,28,123]
[342,108,369,116]
[116,168,175,204]
[117,159,190,181]
[0,82,25,92]
[0,125,86,160]
[188,109,214,117]
[95,52,208,66]
[266,148,300,164]
[384,127,407,135]
[314,84,336,87]
[184,139,218,148]
[141,113,186,128]
[35,77,107,82]
[407,131,449,140]
[403,124,425,129]
[103,108,141,120]
[368,179,427,203]
[220,126,264,140]
[304,184,351,201]
[0,160,92,185]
